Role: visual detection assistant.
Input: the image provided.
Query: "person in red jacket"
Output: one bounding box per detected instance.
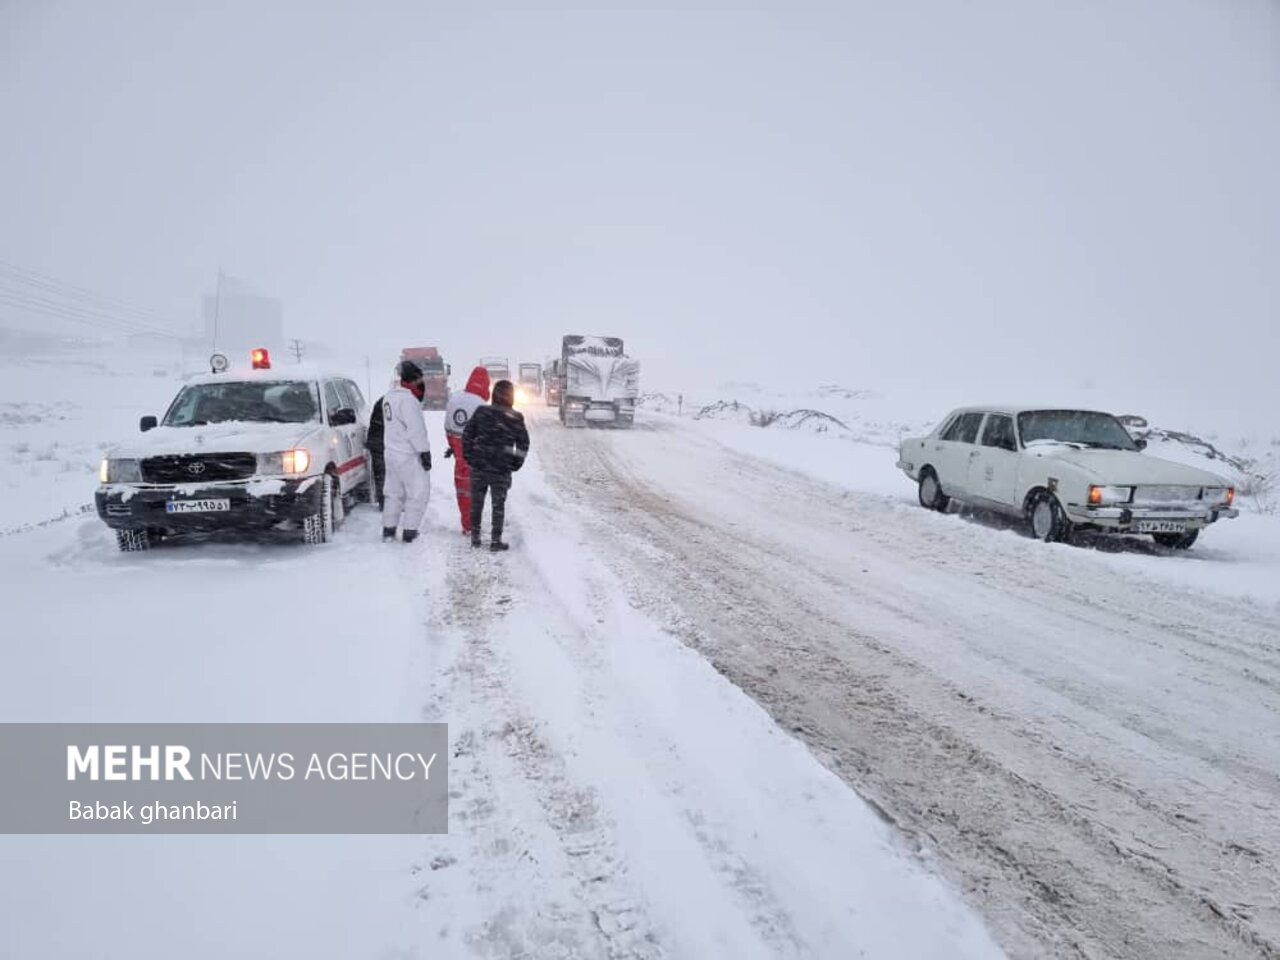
[442,366,491,534]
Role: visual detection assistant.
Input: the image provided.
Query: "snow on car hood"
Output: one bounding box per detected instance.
[1027,444,1230,485]
[106,420,322,458]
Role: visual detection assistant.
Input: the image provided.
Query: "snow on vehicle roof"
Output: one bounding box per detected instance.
[564,335,624,356]
[182,363,337,386]
[944,405,1120,416]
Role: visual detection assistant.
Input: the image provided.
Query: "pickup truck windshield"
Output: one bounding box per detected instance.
[163,381,320,426]
[1017,410,1138,450]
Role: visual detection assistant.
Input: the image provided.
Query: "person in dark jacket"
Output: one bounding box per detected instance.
[365,396,386,510]
[460,379,529,551]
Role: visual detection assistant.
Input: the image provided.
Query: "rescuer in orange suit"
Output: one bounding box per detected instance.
[442,366,491,534]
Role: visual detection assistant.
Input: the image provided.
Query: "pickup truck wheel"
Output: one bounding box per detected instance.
[302,474,335,545]
[331,472,346,527]
[115,528,150,552]
[1153,530,1198,550]
[1027,491,1072,543]
[918,469,950,512]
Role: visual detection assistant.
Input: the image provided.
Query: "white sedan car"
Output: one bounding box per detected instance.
[896,406,1239,548]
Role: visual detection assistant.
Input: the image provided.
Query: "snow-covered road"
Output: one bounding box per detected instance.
[533,410,1280,959]
[0,383,1002,958]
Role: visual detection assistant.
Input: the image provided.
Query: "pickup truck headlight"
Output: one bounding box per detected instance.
[256,449,312,475]
[1087,484,1133,505]
[99,458,142,483]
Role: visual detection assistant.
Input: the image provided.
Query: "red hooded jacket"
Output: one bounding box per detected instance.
[445,366,491,437]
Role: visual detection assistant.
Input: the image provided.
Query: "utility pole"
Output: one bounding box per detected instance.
[210,267,223,351]
[290,338,304,363]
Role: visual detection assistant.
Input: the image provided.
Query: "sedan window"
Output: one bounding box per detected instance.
[942,412,984,444]
[980,414,1017,451]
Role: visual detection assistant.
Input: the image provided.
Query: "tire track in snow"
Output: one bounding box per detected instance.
[517,485,812,959]
[418,531,668,960]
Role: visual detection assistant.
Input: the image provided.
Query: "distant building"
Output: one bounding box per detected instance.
[202,275,284,354]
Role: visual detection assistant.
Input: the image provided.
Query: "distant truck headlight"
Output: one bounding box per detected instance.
[257,449,312,475]
[1087,484,1133,505]
[100,458,142,483]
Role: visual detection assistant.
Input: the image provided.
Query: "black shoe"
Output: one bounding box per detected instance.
[382,527,396,541]
[401,529,418,544]
[471,536,482,548]
[490,540,509,552]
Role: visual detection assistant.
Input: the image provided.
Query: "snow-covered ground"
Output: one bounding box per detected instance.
[3,338,1278,958]
[532,410,1280,959]
[0,340,1009,958]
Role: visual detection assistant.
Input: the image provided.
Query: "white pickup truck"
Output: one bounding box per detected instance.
[96,348,373,551]
[897,406,1239,548]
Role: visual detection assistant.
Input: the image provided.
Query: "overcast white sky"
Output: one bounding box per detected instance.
[1,0,1276,424]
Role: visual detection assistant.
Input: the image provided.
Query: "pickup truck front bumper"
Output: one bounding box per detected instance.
[96,476,321,533]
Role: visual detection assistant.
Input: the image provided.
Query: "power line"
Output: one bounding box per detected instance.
[0,259,182,328]
[0,292,177,337]
[0,261,190,339]
[0,287,182,339]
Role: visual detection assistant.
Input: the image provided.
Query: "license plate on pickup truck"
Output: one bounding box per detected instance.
[165,499,231,514]
[1136,520,1186,533]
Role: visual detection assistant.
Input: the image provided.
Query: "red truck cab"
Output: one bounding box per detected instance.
[400,347,450,410]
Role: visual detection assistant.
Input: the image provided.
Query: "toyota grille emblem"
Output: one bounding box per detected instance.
[187,462,206,475]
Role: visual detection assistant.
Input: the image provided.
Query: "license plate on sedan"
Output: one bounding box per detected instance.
[165,499,231,514]
[1136,520,1186,533]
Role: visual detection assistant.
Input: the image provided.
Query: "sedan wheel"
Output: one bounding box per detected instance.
[1028,491,1071,543]
[918,470,950,512]
[1153,530,1198,550]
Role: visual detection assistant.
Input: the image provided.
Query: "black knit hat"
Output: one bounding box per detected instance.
[398,360,423,383]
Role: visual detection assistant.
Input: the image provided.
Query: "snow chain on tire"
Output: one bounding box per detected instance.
[115,528,150,552]
[303,474,335,545]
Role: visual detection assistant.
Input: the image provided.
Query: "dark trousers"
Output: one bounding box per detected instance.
[469,471,511,540]
[370,451,386,508]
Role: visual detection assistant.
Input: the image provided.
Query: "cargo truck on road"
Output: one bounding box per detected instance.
[557,335,638,428]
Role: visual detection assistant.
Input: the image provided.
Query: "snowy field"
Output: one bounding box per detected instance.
[2,336,1278,959]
